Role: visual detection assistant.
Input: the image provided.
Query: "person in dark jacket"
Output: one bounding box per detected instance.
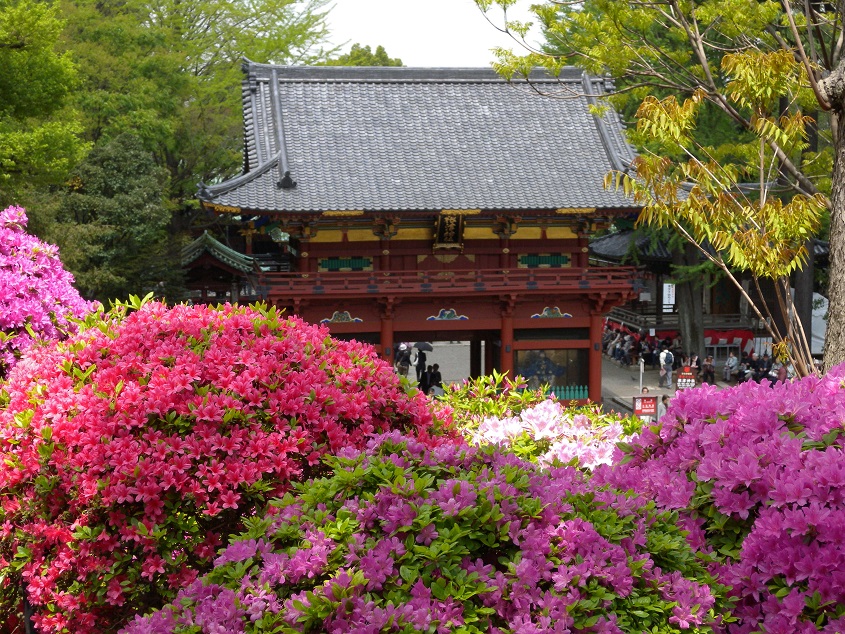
[415,350,427,381]
[430,363,443,390]
[419,365,432,395]
[700,356,716,384]
[395,343,411,376]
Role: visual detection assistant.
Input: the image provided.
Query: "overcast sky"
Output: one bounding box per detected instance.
[325,0,538,67]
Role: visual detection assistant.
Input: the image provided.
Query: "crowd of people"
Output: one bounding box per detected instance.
[393,343,443,396]
[602,326,793,389]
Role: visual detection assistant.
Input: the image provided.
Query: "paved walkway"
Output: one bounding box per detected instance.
[402,341,729,414]
[600,356,674,414]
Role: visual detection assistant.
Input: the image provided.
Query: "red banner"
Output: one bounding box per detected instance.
[633,396,658,416]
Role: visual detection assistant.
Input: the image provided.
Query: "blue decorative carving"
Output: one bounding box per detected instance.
[531,306,573,319]
[426,308,468,321]
[321,310,363,323]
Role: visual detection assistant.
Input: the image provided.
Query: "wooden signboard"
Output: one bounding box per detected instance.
[633,395,658,417]
[676,366,696,390]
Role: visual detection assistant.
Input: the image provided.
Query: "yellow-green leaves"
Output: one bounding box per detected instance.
[723,50,805,112]
[636,94,702,151]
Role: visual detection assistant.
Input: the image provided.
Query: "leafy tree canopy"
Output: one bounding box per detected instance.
[323,43,403,66]
[51,133,182,304]
[476,0,840,372]
[0,0,87,204]
[57,0,334,214]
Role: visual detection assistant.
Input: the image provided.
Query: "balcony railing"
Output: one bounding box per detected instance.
[258,267,639,299]
[607,306,755,331]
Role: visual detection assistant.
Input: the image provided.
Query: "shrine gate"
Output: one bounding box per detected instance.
[196,63,641,403]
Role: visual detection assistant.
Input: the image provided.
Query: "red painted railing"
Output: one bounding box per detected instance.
[258,267,638,298]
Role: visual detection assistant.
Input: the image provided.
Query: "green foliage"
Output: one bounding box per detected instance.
[323,43,402,66]
[129,435,733,632]
[0,0,87,203]
[57,0,333,225]
[51,133,183,303]
[434,370,547,427]
[614,81,824,280]
[477,0,829,373]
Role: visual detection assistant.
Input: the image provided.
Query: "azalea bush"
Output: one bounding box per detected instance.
[124,432,731,633]
[469,398,632,468]
[0,301,435,633]
[598,370,845,632]
[434,370,548,427]
[0,205,94,376]
[439,372,639,467]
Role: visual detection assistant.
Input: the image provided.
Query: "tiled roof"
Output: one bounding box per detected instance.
[181,231,261,273]
[197,63,638,214]
[591,231,829,265]
[590,230,672,263]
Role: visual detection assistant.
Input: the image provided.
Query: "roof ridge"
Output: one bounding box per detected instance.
[199,151,281,198]
[241,60,589,84]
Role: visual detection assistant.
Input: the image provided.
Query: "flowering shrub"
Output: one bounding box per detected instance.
[0,205,94,376]
[470,398,631,468]
[439,371,639,467]
[598,370,845,632]
[434,370,549,428]
[124,432,731,633]
[0,301,435,633]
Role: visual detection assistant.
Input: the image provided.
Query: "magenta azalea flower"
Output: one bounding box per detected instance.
[0,205,95,375]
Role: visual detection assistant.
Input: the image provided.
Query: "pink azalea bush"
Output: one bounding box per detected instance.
[597,369,845,632]
[123,432,730,633]
[0,205,94,375]
[0,301,435,633]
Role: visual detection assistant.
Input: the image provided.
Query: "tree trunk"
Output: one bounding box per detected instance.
[819,65,845,371]
[673,242,705,358]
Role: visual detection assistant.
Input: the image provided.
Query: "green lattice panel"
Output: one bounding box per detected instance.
[518,254,572,268]
[319,256,373,272]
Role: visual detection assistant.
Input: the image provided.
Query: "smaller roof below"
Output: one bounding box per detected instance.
[181,231,260,273]
[592,230,830,266]
[590,230,672,263]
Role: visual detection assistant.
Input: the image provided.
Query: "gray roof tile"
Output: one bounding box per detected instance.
[199,64,638,213]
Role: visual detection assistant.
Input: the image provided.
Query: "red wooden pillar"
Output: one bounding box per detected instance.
[500,297,515,377]
[380,299,395,364]
[499,238,510,270]
[589,312,603,403]
[299,248,311,273]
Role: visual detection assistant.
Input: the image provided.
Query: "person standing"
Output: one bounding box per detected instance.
[395,344,411,377]
[758,353,773,381]
[657,394,670,420]
[415,349,427,381]
[430,363,443,393]
[419,365,432,396]
[700,356,715,384]
[723,350,738,382]
[659,347,674,389]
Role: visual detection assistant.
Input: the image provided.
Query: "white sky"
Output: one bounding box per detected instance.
[325,0,538,67]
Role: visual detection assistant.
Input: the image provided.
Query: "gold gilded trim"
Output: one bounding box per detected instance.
[205,203,241,214]
[440,209,481,216]
[555,208,596,215]
[322,210,364,217]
